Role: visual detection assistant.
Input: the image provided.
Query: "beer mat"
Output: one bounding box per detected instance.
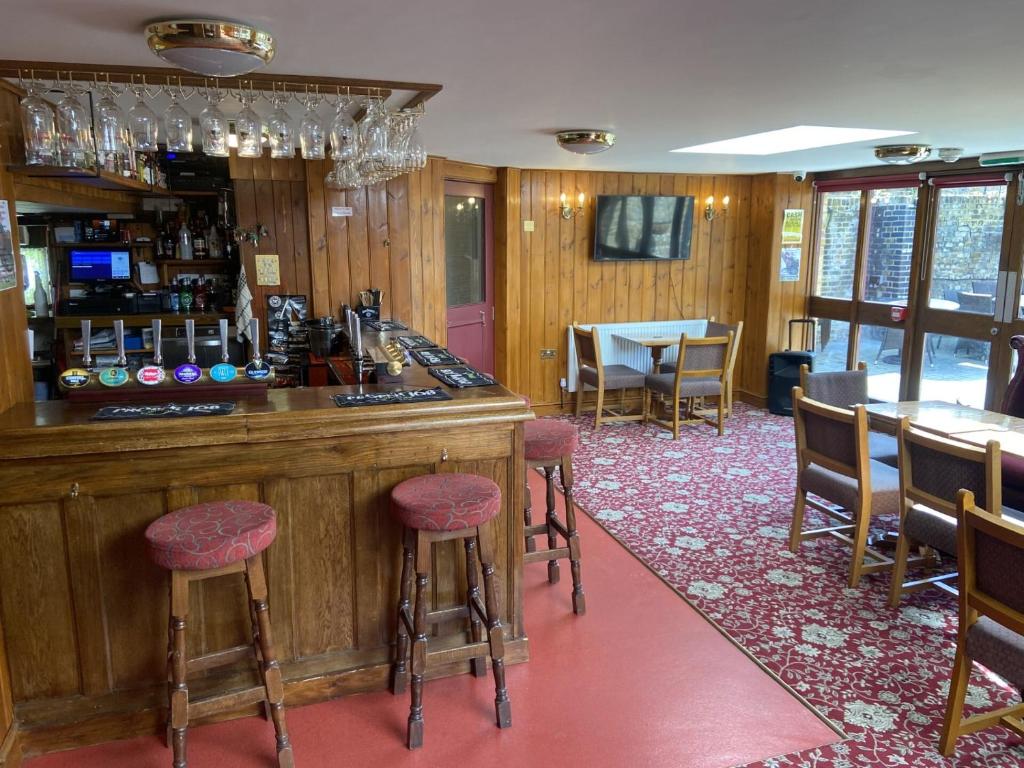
[331,388,452,407]
[396,335,436,349]
[365,319,408,331]
[427,365,497,388]
[91,402,236,420]
[410,347,462,366]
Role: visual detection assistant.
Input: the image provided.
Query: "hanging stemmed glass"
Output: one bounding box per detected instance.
[94,80,128,170]
[127,78,159,152]
[266,91,295,159]
[54,76,94,169]
[20,75,58,166]
[329,92,358,162]
[299,90,326,160]
[358,96,389,181]
[232,83,263,158]
[405,113,427,172]
[163,79,194,153]
[198,82,229,157]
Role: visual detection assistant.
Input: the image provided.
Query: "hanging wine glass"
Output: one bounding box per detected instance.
[20,78,58,166]
[127,82,159,152]
[329,96,358,161]
[94,82,128,169]
[55,80,94,169]
[358,96,388,177]
[163,83,193,153]
[267,92,295,159]
[198,86,229,157]
[405,117,427,172]
[234,88,263,158]
[299,92,326,160]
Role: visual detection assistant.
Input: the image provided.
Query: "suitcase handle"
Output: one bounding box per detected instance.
[788,318,816,352]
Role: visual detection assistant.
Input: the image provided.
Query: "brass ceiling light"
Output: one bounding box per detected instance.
[556,130,616,155]
[146,19,275,77]
[873,144,932,165]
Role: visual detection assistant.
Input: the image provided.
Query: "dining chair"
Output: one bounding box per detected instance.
[657,318,744,417]
[938,489,1024,756]
[571,324,645,430]
[789,388,901,587]
[798,362,898,466]
[643,332,733,438]
[889,416,1002,607]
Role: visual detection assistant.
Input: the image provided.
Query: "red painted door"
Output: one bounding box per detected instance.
[445,180,494,373]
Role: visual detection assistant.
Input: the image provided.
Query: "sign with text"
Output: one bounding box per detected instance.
[255,254,281,286]
[781,209,805,245]
[331,206,354,217]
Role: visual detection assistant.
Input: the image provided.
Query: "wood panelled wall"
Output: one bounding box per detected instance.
[230,156,449,346]
[498,169,753,406]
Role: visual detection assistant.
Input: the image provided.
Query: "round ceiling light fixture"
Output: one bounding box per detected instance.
[556,130,616,155]
[146,19,275,77]
[874,144,932,165]
[937,147,964,163]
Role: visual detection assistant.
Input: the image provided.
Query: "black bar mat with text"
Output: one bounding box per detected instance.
[396,335,436,349]
[92,402,236,420]
[365,319,409,332]
[332,388,453,407]
[427,365,497,388]
[410,347,463,366]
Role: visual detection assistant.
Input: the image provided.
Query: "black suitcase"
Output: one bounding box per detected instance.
[767,319,816,416]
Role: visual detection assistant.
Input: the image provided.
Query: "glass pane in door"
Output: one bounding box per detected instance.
[444,195,485,307]
[863,187,918,305]
[918,332,990,408]
[813,191,861,299]
[811,319,851,372]
[928,184,1007,313]
[856,324,902,401]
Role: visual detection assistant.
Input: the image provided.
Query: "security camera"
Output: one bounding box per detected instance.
[793,171,808,182]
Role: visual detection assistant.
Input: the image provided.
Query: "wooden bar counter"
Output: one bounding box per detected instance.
[0,358,531,756]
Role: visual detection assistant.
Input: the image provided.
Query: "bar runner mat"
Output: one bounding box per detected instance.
[332,388,453,407]
[410,347,463,366]
[365,319,408,331]
[92,402,236,420]
[428,365,497,388]
[396,335,436,349]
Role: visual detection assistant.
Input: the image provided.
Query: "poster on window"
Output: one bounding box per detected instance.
[781,209,805,245]
[780,246,802,282]
[0,200,15,292]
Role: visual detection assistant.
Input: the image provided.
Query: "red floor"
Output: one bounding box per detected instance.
[27,472,838,768]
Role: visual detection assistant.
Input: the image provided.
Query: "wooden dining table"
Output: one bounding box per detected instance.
[611,334,680,374]
[865,400,1024,457]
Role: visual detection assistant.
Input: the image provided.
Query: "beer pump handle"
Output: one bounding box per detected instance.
[219,319,230,363]
[114,320,127,367]
[249,318,261,361]
[81,319,92,369]
[152,319,162,366]
[185,319,196,365]
[353,314,363,358]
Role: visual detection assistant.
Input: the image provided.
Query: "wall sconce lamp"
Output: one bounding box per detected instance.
[560,192,586,219]
[704,195,730,222]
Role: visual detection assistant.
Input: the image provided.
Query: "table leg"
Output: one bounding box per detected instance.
[651,348,664,375]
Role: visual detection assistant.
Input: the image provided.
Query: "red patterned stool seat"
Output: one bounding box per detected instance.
[524,419,579,462]
[391,473,501,531]
[145,500,277,571]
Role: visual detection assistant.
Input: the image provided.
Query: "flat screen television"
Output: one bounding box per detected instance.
[69,249,131,282]
[594,195,694,261]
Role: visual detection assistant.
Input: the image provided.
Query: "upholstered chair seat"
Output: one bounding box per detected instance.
[579,364,645,390]
[800,460,901,517]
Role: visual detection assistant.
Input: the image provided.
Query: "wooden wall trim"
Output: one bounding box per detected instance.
[494,168,521,389]
[443,159,497,184]
[0,724,22,768]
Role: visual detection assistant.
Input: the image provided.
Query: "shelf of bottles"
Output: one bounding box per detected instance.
[18,71,429,194]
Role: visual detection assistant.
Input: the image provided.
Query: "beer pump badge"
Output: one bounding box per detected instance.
[137,364,166,386]
[98,366,129,387]
[210,362,237,382]
[173,363,202,384]
[244,360,272,380]
[59,368,91,389]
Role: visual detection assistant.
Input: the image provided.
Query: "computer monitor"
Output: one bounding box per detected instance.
[69,249,131,282]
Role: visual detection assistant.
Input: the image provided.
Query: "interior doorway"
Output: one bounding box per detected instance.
[444,180,494,373]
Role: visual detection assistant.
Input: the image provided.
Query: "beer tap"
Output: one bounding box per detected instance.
[98,320,130,388]
[210,318,238,382]
[173,319,203,384]
[137,319,166,385]
[244,318,272,380]
[57,319,93,390]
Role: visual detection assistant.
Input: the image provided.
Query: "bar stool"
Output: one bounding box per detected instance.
[388,472,512,749]
[523,419,586,615]
[145,500,293,768]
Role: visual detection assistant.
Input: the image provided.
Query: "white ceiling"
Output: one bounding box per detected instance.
[4,0,1024,174]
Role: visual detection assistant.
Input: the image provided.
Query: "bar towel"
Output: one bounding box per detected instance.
[235,264,254,343]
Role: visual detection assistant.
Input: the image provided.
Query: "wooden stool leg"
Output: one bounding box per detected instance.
[407,531,431,749]
[248,599,271,722]
[523,475,536,553]
[246,556,294,768]
[543,466,560,584]
[477,522,512,729]
[464,536,487,677]
[560,457,586,616]
[390,528,415,694]
[169,572,189,768]
[165,582,174,748]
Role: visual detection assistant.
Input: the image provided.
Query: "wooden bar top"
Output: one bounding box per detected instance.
[0,355,530,460]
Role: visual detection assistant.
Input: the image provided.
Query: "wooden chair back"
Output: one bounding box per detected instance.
[673,332,733,393]
[791,386,869,482]
[706,319,743,377]
[897,416,1000,519]
[572,325,603,385]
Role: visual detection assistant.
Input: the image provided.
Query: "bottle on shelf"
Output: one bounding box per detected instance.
[178,217,193,260]
[169,278,181,312]
[33,271,48,317]
[193,211,208,259]
[207,221,222,259]
[194,278,207,313]
[179,278,193,314]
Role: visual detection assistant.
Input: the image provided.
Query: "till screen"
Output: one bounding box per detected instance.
[69,250,131,281]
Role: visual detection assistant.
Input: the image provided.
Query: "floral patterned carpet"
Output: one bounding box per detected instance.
[550,403,1024,768]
